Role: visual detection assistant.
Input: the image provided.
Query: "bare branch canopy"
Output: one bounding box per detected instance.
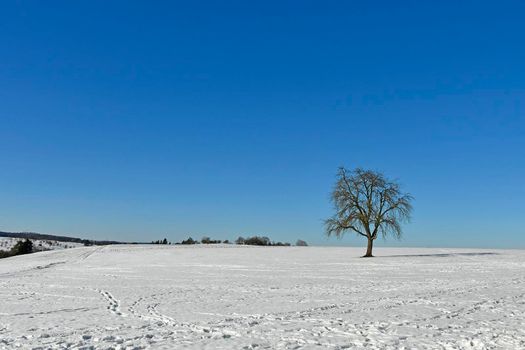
[325,167,413,257]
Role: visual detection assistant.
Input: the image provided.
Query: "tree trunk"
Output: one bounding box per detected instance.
[363,238,374,257]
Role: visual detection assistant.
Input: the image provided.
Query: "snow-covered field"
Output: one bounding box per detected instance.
[1,245,524,349]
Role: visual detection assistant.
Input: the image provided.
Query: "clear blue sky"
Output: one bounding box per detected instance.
[1,1,524,248]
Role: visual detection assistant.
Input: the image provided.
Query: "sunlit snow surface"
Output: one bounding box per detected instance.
[1,245,524,349]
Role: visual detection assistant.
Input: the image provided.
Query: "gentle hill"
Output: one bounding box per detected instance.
[0,230,134,246]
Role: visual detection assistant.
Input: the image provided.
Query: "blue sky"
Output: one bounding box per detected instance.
[1,1,524,247]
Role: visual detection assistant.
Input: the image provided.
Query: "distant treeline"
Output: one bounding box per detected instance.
[0,231,132,246]
[235,236,290,246]
[151,237,228,245]
[1,231,307,249]
[152,236,308,246]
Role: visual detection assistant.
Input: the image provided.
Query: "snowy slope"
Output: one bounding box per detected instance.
[0,237,83,252]
[1,245,524,349]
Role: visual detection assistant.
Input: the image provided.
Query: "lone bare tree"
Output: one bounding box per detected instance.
[325,167,413,257]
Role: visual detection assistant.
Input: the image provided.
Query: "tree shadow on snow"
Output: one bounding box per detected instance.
[381,252,499,258]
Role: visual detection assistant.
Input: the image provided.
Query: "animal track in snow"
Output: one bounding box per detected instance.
[96,289,125,317]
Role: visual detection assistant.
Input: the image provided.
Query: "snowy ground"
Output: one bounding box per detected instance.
[1,245,524,349]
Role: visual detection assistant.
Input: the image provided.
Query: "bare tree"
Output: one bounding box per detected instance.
[325,167,413,257]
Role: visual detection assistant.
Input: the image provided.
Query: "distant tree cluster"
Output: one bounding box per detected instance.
[180,237,197,245]
[151,236,232,245]
[296,239,308,246]
[201,236,223,244]
[152,238,170,245]
[235,236,291,246]
[0,239,33,259]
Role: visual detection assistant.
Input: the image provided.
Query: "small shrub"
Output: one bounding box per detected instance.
[12,239,33,255]
[296,240,308,246]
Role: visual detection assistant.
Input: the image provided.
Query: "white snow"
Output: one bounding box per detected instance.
[1,245,524,349]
